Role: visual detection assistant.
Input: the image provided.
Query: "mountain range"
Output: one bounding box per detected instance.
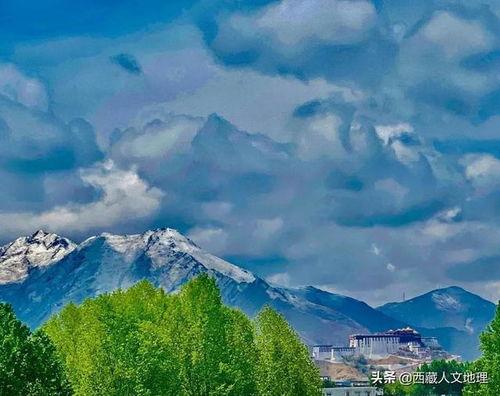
[0,229,496,360]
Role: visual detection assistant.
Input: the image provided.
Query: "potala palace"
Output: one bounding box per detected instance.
[313,327,445,361]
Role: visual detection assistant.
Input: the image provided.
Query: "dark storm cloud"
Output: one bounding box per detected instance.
[447,256,500,281]
[197,0,500,124]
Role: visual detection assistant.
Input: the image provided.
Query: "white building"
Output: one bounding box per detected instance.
[349,334,400,357]
[312,345,356,361]
[314,327,440,360]
[312,345,335,360]
[323,387,381,396]
[331,346,356,361]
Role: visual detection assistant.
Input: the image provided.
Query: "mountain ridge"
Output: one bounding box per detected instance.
[0,228,367,347]
[0,228,495,360]
[377,285,496,334]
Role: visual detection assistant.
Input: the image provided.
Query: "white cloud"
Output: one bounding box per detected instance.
[0,161,164,236]
[187,227,228,254]
[375,123,413,145]
[201,201,233,220]
[0,63,48,111]
[266,272,291,286]
[422,12,494,59]
[386,263,396,272]
[464,154,500,181]
[254,217,284,239]
[113,114,204,159]
[371,243,381,256]
[161,61,338,142]
[398,11,496,96]
[255,0,376,46]
[296,114,346,160]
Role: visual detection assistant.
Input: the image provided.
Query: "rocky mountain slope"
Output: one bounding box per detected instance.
[0,229,366,346]
[0,230,75,284]
[0,229,494,360]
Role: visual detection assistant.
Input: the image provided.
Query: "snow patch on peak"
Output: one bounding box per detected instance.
[143,228,255,283]
[143,228,200,249]
[0,230,76,284]
[81,228,255,284]
[432,292,463,312]
[464,318,474,334]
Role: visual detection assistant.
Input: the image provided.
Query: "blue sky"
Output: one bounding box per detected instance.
[0,0,499,305]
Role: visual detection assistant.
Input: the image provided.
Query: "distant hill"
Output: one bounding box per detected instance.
[378,286,497,360]
[290,286,407,332]
[378,286,496,334]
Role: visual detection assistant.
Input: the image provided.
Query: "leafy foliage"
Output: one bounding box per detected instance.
[0,303,71,395]
[42,275,321,395]
[255,306,322,396]
[464,303,500,395]
[375,359,471,395]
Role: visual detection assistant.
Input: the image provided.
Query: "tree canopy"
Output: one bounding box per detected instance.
[464,303,500,395]
[0,303,71,395]
[41,274,322,395]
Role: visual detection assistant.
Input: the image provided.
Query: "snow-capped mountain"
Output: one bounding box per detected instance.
[0,230,75,285]
[0,229,366,346]
[0,229,494,360]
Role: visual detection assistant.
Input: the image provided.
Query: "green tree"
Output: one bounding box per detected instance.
[172,274,258,395]
[44,281,181,395]
[411,359,470,396]
[373,360,471,396]
[44,276,322,396]
[0,303,71,395]
[464,303,500,395]
[380,381,412,396]
[255,305,322,396]
[44,276,261,395]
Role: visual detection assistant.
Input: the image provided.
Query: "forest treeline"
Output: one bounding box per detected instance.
[0,274,322,395]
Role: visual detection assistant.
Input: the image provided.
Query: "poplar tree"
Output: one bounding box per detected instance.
[255,306,322,396]
[464,303,500,395]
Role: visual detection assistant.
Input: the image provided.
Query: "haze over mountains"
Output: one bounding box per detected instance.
[0,229,496,360]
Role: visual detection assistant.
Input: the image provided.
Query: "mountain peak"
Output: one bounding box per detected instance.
[378,285,497,341]
[81,228,255,284]
[0,231,76,285]
[31,229,50,238]
[143,227,197,246]
[431,285,467,294]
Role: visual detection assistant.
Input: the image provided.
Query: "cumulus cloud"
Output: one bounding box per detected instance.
[110,113,204,168]
[0,161,164,237]
[203,0,499,125]
[187,227,228,254]
[0,63,48,111]
[421,12,494,59]
[247,0,376,46]
[0,1,499,305]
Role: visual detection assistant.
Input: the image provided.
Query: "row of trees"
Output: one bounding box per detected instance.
[377,304,500,395]
[0,275,322,395]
